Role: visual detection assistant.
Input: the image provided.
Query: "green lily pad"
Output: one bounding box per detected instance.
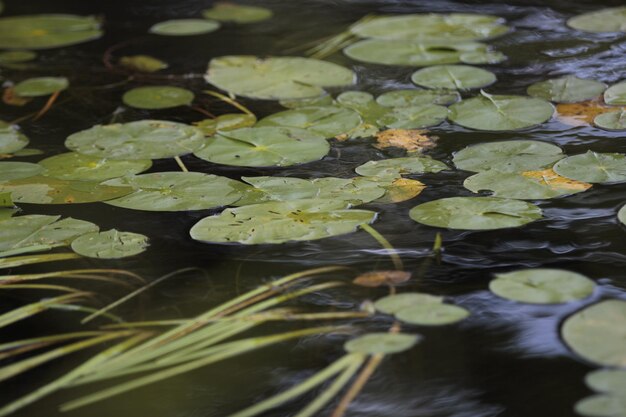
[122,86,194,109]
[376,104,448,129]
[343,333,419,355]
[13,148,42,157]
[104,172,246,211]
[575,394,626,417]
[202,3,272,23]
[71,229,149,259]
[489,269,595,304]
[279,95,335,109]
[205,56,355,100]
[374,292,444,314]
[257,106,361,138]
[38,152,152,182]
[448,92,554,131]
[526,76,606,103]
[376,89,459,107]
[0,214,98,257]
[463,169,591,200]
[553,151,626,184]
[194,113,257,136]
[0,161,43,181]
[453,140,565,173]
[594,110,626,131]
[65,120,205,160]
[119,55,168,73]
[13,77,68,97]
[619,205,626,226]
[562,299,626,367]
[0,176,132,204]
[409,196,542,230]
[350,13,509,42]
[193,126,329,167]
[190,199,376,244]
[567,6,626,33]
[411,65,496,90]
[604,81,626,105]
[0,121,28,154]
[355,156,448,179]
[586,370,626,395]
[396,303,469,326]
[336,91,388,136]
[150,19,220,36]
[0,50,36,64]
[0,15,102,50]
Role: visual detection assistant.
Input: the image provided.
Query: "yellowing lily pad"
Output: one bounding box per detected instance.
[256,106,362,138]
[150,19,220,36]
[202,3,272,23]
[122,86,194,109]
[375,178,426,203]
[526,76,606,104]
[71,229,149,259]
[353,270,411,287]
[39,152,152,182]
[355,156,448,179]
[0,15,102,50]
[553,151,626,184]
[374,129,438,154]
[344,333,419,354]
[13,77,68,97]
[556,98,621,126]
[567,6,626,33]
[411,65,496,90]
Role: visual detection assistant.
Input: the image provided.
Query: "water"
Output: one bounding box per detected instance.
[2,0,626,416]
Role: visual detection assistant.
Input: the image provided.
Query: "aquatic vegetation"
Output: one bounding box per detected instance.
[13,77,68,97]
[604,81,626,105]
[256,105,362,137]
[202,3,273,23]
[0,15,102,49]
[0,121,28,154]
[0,161,43,180]
[38,152,152,182]
[411,64,497,90]
[122,86,195,109]
[149,19,220,36]
[553,152,626,184]
[118,55,168,73]
[526,76,606,103]
[70,230,149,259]
[594,109,626,130]
[567,6,626,33]
[355,156,448,178]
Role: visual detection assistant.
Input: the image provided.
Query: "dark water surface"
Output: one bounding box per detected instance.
[3,0,626,416]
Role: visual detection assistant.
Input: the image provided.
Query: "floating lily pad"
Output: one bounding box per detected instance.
[490,269,595,304]
[353,270,411,287]
[355,156,448,179]
[193,126,329,167]
[104,172,246,211]
[527,76,606,104]
[202,3,272,23]
[0,121,28,154]
[350,13,509,42]
[150,19,220,36]
[464,168,591,200]
[453,140,564,173]
[343,333,419,355]
[376,104,448,129]
[13,77,68,97]
[376,89,459,107]
[119,55,168,73]
[567,6,626,33]
[554,152,626,184]
[190,199,376,244]
[604,81,626,105]
[38,152,152,182]
[375,178,426,203]
[411,65,496,90]
[619,205,626,226]
[194,113,257,136]
[0,214,98,256]
[0,50,36,64]
[205,56,355,100]
[374,292,444,314]
[71,229,149,259]
[122,86,194,109]
[0,176,132,204]
[409,196,542,230]
[0,161,43,181]
[396,303,469,326]
[65,120,205,160]
[0,15,102,49]
[586,370,626,395]
[279,95,335,109]
[562,299,626,367]
[594,110,626,131]
[449,92,554,131]
[257,106,362,137]
[575,394,626,417]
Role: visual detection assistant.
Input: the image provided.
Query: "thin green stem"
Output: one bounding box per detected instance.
[360,224,403,271]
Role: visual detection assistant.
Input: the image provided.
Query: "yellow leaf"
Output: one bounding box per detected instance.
[556,98,624,126]
[521,168,592,192]
[3,87,30,106]
[374,128,437,153]
[353,270,411,287]
[377,178,426,203]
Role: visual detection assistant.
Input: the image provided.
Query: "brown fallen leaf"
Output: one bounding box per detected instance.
[3,87,31,106]
[556,98,625,126]
[521,168,592,192]
[374,128,437,153]
[376,178,426,204]
[353,270,411,287]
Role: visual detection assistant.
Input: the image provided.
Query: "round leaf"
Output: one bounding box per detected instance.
[594,110,626,131]
[119,55,168,73]
[575,394,626,417]
[256,106,361,137]
[376,89,459,107]
[39,152,151,182]
[0,15,102,50]
[355,156,448,179]
[13,77,68,97]
[194,113,257,136]
[409,196,542,230]
[553,151,626,184]
[376,104,448,129]
[586,370,626,395]
[567,6,626,33]
[619,205,626,226]
[0,50,36,64]
[527,76,606,104]
[71,229,149,259]
[0,121,28,154]
[396,303,469,326]
[604,81,626,106]
[411,65,496,90]
[122,86,194,110]
[65,120,205,160]
[0,161,43,181]
[374,292,444,314]
[344,333,419,355]
[150,19,220,36]
[202,3,272,23]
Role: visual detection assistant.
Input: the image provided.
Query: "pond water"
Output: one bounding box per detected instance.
[2,0,626,416]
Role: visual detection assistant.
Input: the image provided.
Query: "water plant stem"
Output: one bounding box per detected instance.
[360,223,403,271]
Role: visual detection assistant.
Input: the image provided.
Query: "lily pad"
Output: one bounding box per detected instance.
[567,6,626,33]
[619,205,626,226]
[463,168,591,200]
[279,95,335,109]
[355,156,448,179]
[411,65,496,90]
[71,229,149,259]
[353,270,411,287]
[527,76,606,104]
[553,152,626,184]
[256,106,362,137]
[594,110,626,131]
[0,161,43,181]
[586,370,626,395]
[0,176,132,204]
[205,56,355,100]
[396,303,469,326]
[122,86,194,109]
[561,299,626,367]
[202,3,272,23]
[575,394,626,417]
[375,178,426,203]
[0,50,36,64]
[38,152,152,182]
[13,77,68,97]
[0,15,102,49]
[193,126,329,167]
[453,140,564,173]
[350,13,509,42]
[448,92,554,131]
[190,199,376,244]
[409,196,542,230]
[119,55,168,73]
[376,104,448,129]
[149,19,220,36]
[489,269,595,304]
[376,89,459,107]
[0,121,28,154]
[104,172,246,211]
[0,214,98,257]
[65,120,205,160]
[604,81,626,105]
[374,292,444,314]
[343,333,419,355]
[194,113,257,136]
